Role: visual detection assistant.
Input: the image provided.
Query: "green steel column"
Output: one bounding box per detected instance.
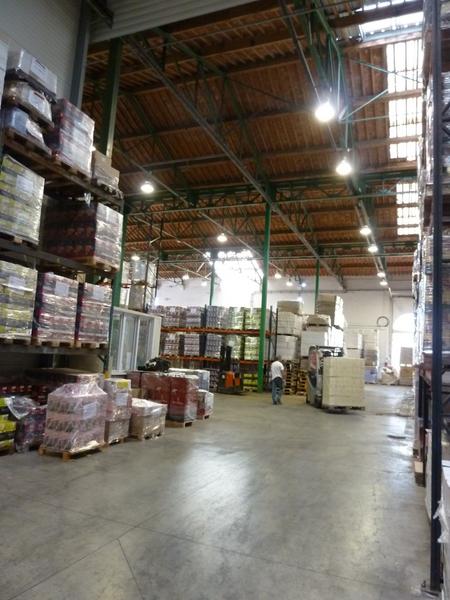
[257,201,271,392]
[209,263,215,305]
[98,38,122,158]
[314,259,320,312]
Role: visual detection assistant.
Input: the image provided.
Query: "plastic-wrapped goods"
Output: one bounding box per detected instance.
[225,334,242,359]
[103,378,132,421]
[27,368,103,388]
[45,99,95,176]
[6,49,57,98]
[0,260,37,340]
[44,201,123,271]
[104,419,129,444]
[42,382,107,453]
[3,81,52,125]
[140,372,171,404]
[168,375,198,422]
[1,107,50,153]
[244,307,264,330]
[316,294,345,329]
[92,150,120,189]
[8,396,46,452]
[76,283,112,344]
[130,398,167,438]
[183,333,200,356]
[228,307,245,330]
[168,368,210,391]
[197,389,214,418]
[33,273,78,342]
[161,332,180,356]
[0,155,44,244]
[205,333,222,358]
[0,418,16,451]
[161,306,186,327]
[206,305,228,328]
[277,300,303,315]
[277,311,302,336]
[185,306,203,328]
[244,336,260,360]
[322,357,365,408]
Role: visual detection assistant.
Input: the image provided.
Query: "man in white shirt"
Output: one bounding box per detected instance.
[270,357,285,405]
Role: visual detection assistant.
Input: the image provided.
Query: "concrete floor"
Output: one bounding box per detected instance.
[0,385,428,600]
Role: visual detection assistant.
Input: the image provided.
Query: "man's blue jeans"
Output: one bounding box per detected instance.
[271,377,283,404]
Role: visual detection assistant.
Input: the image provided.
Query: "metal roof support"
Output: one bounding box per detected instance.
[126,33,345,289]
[258,201,271,392]
[70,0,91,107]
[99,37,122,158]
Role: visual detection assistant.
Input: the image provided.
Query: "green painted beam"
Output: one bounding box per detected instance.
[314,259,320,310]
[99,38,122,158]
[257,201,271,393]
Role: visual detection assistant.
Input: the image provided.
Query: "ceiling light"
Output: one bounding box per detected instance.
[314,100,336,123]
[274,272,282,279]
[201,280,208,287]
[131,254,140,261]
[286,279,293,287]
[140,180,155,194]
[335,156,353,177]
[360,225,371,236]
[368,244,378,253]
[182,273,189,281]
[377,271,386,278]
[301,281,307,288]
[379,279,388,286]
[217,232,227,243]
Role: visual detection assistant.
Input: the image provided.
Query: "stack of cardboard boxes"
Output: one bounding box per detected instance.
[344,331,363,358]
[363,330,379,383]
[322,357,365,409]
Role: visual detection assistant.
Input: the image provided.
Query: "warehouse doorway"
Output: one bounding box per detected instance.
[391,312,414,372]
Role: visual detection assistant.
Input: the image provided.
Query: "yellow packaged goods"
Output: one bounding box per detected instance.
[0,261,37,339]
[0,418,16,451]
[0,155,44,244]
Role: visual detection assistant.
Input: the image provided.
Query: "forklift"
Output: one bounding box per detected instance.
[307,345,344,408]
[217,344,243,394]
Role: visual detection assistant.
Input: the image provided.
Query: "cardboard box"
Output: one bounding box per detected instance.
[399,366,413,386]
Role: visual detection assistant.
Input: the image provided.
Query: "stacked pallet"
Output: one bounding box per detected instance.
[284,362,299,395]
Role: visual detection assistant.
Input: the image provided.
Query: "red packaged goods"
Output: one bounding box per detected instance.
[141,372,171,405]
[168,375,198,422]
[45,99,94,176]
[42,382,107,453]
[103,378,132,421]
[43,201,123,271]
[33,273,78,342]
[76,283,112,344]
[126,371,142,389]
[197,389,214,419]
[130,398,167,439]
[27,368,103,389]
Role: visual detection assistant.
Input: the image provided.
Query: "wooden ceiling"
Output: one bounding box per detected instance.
[83,0,421,285]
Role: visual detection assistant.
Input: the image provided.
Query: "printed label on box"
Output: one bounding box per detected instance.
[30,57,48,80]
[83,402,97,419]
[115,392,129,406]
[16,174,34,196]
[54,281,69,297]
[92,286,105,301]
[8,276,26,290]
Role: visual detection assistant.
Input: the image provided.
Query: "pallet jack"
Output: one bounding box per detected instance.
[307,345,344,408]
[217,345,243,394]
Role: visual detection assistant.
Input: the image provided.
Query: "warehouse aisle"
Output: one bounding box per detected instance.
[0,385,427,600]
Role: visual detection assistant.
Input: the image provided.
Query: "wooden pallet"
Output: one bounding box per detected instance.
[38,442,105,461]
[128,431,164,441]
[0,231,38,248]
[166,420,194,428]
[32,339,74,348]
[106,437,127,446]
[53,157,90,181]
[0,337,31,346]
[74,341,108,349]
[196,414,212,420]
[4,127,51,156]
[0,445,15,456]
[75,256,118,273]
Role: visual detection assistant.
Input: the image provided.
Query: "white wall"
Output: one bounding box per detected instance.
[0,0,80,97]
[155,275,413,364]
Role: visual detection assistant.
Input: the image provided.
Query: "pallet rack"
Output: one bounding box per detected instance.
[415,0,450,592]
[0,125,123,364]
